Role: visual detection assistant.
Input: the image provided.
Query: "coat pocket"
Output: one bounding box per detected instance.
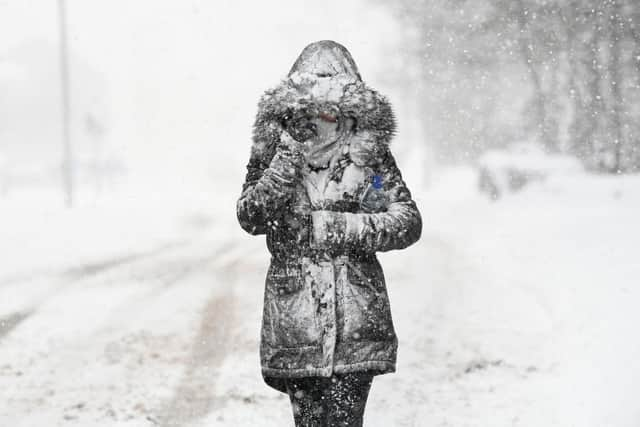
[268,263,304,295]
[345,259,385,295]
[342,259,395,342]
[264,261,321,349]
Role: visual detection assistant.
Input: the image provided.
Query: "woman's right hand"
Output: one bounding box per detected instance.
[264,130,308,190]
[283,107,318,143]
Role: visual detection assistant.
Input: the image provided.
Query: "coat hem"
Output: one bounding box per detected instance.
[333,360,395,375]
[261,360,395,379]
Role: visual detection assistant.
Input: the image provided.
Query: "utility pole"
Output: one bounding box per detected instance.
[57,0,73,207]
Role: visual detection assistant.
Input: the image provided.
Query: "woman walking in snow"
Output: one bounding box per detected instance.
[237,40,422,426]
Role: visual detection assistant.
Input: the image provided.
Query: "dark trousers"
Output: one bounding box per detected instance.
[284,372,374,427]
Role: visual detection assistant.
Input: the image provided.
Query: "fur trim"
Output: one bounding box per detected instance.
[340,82,396,145]
[251,80,396,162]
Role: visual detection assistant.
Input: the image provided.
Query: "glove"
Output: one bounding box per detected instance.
[283,107,318,143]
[278,129,306,153]
[264,130,307,188]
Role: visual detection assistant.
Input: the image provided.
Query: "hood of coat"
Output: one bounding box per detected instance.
[252,41,396,162]
[287,40,361,104]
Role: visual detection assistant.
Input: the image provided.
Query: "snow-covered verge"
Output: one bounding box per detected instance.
[1,167,639,426]
[378,167,640,427]
[476,143,585,199]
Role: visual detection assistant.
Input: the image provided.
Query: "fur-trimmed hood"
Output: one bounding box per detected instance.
[252,40,396,159]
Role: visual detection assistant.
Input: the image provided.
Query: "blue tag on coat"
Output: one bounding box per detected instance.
[372,175,383,189]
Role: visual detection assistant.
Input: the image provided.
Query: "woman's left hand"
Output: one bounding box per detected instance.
[279,130,306,153]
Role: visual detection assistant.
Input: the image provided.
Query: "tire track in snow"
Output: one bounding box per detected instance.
[0,220,251,426]
[156,244,248,427]
[0,310,32,342]
[0,239,193,340]
[0,239,189,288]
[63,240,190,280]
[156,288,237,427]
[0,238,224,345]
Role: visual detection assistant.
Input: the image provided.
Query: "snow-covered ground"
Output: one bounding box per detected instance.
[1,167,639,426]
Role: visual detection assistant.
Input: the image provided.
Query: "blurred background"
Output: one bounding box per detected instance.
[1,1,639,426]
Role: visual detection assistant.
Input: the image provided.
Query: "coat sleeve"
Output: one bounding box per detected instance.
[236,125,306,236]
[309,149,422,252]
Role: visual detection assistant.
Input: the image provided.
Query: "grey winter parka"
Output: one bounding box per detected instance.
[236,41,422,392]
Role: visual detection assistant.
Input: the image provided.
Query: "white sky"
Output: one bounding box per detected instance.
[0,1,409,193]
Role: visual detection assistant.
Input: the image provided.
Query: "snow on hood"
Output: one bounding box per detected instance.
[253,40,396,153]
[287,40,362,103]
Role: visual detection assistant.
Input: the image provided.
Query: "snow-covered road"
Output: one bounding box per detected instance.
[2,169,639,426]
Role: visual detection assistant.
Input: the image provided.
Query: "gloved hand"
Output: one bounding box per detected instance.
[278,129,307,153]
[283,107,318,143]
[265,130,307,188]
